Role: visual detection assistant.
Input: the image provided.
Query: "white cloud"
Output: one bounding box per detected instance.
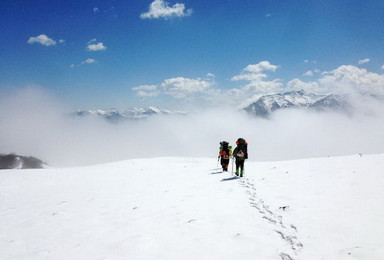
[381,65,384,70]
[87,42,106,51]
[136,91,159,97]
[285,65,384,95]
[231,61,278,82]
[131,76,214,100]
[230,61,282,100]
[161,77,213,98]
[265,13,272,18]
[304,59,317,64]
[286,79,320,93]
[27,34,56,46]
[303,71,313,77]
[358,58,370,65]
[303,69,321,77]
[140,0,192,19]
[132,85,158,91]
[130,63,384,108]
[59,39,65,44]
[319,65,384,95]
[132,85,160,97]
[93,7,100,13]
[81,58,97,64]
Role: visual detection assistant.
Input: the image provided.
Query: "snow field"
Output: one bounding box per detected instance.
[1,154,384,259]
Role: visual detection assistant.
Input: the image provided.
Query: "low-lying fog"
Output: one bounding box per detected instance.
[1,87,384,167]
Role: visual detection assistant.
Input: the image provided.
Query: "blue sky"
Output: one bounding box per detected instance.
[1,0,384,109]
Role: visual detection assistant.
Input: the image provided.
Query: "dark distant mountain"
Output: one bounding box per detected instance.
[244,90,354,117]
[74,107,186,122]
[0,154,45,170]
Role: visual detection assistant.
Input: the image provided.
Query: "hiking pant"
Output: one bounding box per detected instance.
[235,159,244,171]
[221,158,229,171]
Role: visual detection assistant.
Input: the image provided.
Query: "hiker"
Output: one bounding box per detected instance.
[218,141,232,172]
[233,138,248,177]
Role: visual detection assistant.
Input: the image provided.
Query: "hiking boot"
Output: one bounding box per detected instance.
[235,170,239,176]
[240,169,244,177]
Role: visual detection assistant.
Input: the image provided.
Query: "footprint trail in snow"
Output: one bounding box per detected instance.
[239,177,303,260]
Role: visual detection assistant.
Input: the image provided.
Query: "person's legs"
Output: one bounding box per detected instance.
[235,160,240,176]
[221,159,229,171]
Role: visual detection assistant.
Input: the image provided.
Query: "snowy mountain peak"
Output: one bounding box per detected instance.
[244,90,353,117]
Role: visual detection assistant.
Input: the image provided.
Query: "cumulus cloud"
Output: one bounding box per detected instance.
[161,77,213,98]
[27,34,56,46]
[303,71,313,77]
[131,76,214,99]
[87,42,107,51]
[319,65,384,95]
[283,65,384,95]
[81,58,97,64]
[286,78,320,93]
[224,62,384,106]
[130,62,384,110]
[140,0,192,19]
[303,69,321,77]
[358,58,370,65]
[231,61,278,81]
[229,61,283,103]
[132,85,160,97]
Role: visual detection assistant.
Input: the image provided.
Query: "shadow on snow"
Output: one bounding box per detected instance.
[221,176,239,182]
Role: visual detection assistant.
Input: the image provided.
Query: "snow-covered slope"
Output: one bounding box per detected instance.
[1,155,383,259]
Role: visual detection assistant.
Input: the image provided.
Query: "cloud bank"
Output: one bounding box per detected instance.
[1,87,384,167]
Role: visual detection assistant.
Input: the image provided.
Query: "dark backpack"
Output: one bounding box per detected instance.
[219,141,231,159]
[235,138,248,159]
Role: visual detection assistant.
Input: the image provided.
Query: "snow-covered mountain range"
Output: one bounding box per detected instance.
[244,90,356,117]
[74,107,186,122]
[244,90,384,117]
[73,91,384,122]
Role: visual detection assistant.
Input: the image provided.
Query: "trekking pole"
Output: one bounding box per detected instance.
[217,157,220,170]
[231,157,234,174]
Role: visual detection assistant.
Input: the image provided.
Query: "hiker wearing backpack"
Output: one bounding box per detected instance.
[218,141,232,172]
[233,138,248,177]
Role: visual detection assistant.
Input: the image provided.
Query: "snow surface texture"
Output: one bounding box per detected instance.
[1,155,383,259]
